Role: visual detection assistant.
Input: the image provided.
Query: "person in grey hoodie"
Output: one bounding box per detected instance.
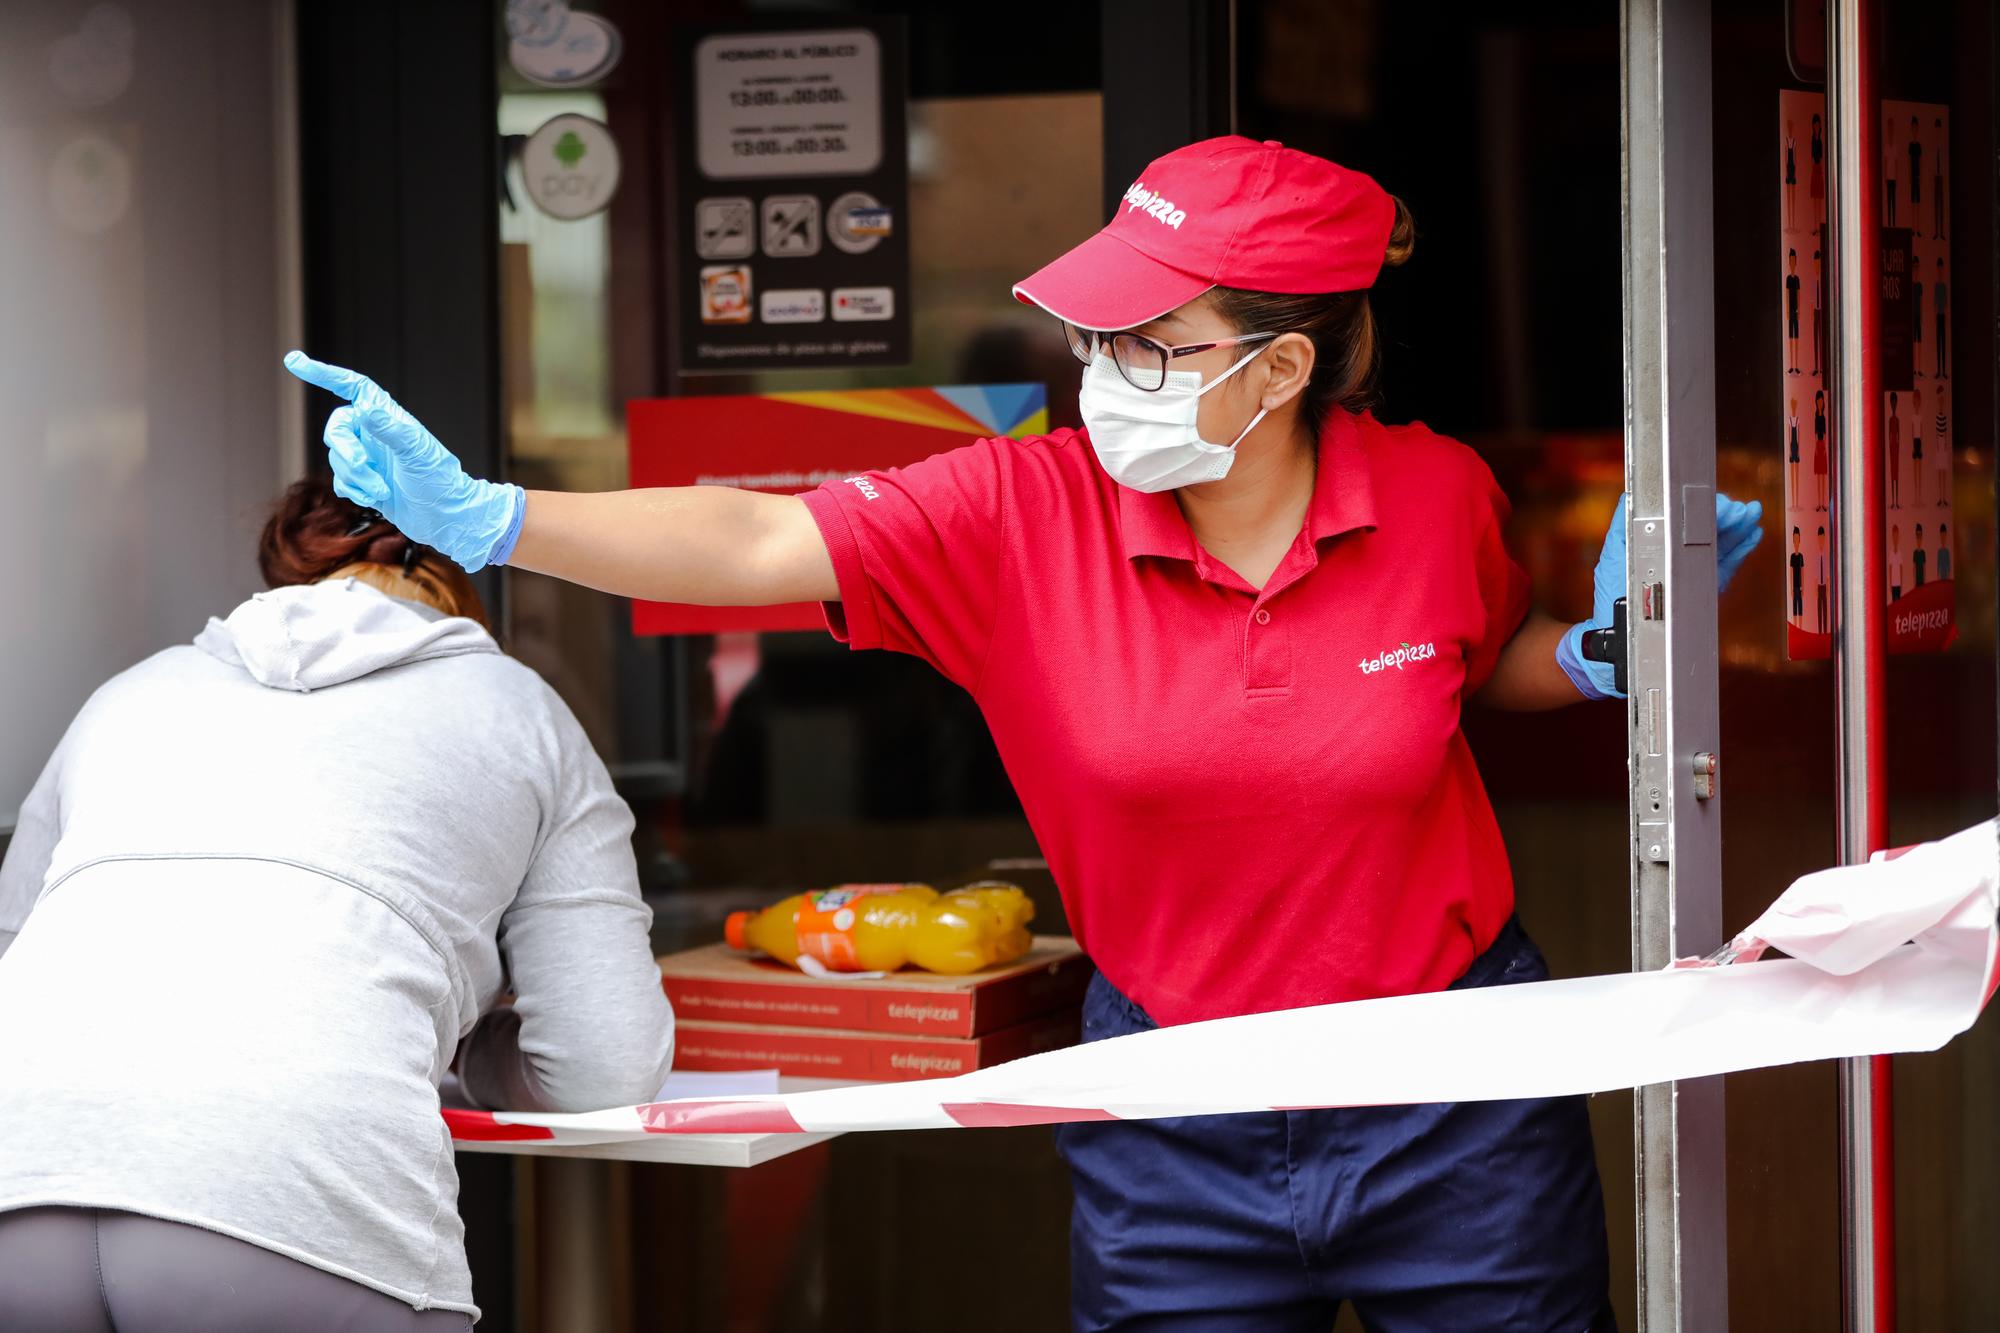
[0,477,675,1330]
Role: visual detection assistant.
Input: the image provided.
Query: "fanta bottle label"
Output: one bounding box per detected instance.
[795,885,900,969]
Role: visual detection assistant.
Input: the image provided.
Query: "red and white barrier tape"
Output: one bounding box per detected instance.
[448,820,1997,1144]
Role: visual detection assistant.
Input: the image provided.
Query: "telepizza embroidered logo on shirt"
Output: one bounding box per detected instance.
[1357,641,1438,675]
[844,476,881,501]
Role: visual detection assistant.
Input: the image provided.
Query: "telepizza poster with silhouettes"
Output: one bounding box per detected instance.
[1777,90,1955,659]
[673,16,911,373]
[626,385,1048,634]
[1880,99,1955,653]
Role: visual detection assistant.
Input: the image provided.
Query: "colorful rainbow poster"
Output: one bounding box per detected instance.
[627,384,1048,634]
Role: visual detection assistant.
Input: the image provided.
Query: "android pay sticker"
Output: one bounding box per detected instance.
[522,114,619,220]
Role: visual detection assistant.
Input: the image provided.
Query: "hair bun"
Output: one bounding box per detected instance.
[1382,196,1416,268]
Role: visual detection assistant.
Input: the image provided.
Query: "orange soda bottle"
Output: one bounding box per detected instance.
[724,882,1035,975]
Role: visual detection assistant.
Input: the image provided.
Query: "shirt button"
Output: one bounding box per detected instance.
[1254,609,1271,625]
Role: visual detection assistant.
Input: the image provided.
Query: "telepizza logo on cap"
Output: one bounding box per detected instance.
[1121,180,1187,230]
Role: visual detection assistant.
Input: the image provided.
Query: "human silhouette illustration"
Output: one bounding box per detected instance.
[1785,249,1801,374]
[1908,115,1923,209]
[1932,118,1946,239]
[1885,117,1898,224]
[1886,391,1901,508]
[1815,525,1829,634]
[1784,119,1797,229]
[1909,389,1922,505]
[1810,114,1825,214]
[1913,263,1925,376]
[1816,248,1832,374]
[1790,526,1805,621]
[1937,524,1951,582]
[1812,392,1829,510]
[1789,394,1804,497]
[1889,524,1902,602]
[1913,523,1927,588]
[1934,258,1948,377]
[1935,384,1949,500]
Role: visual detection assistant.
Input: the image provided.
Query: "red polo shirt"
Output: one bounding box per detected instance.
[799,410,1531,1026]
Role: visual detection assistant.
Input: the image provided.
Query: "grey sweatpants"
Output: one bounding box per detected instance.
[0,1207,473,1332]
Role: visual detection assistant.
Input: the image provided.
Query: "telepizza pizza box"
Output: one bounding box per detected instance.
[669,1009,1082,1083]
[660,935,1091,1039]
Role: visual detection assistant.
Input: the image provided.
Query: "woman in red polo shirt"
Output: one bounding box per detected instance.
[289,137,1760,1330]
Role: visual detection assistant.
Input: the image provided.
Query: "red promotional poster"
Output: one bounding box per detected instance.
[1778,89,1832,660]
[1881,98,1956,654]
[1777,90,1955,659]
[626,384,1048,634]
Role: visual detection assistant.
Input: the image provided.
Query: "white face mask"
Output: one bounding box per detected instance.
[1079,346,1271,493]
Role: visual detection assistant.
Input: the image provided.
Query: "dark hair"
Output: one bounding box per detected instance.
[1208,195,1416,438]
[259,474,489,630]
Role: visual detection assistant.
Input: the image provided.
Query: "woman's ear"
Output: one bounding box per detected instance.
[1260,332,1317,412]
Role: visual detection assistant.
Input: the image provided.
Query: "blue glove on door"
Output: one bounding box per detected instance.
[1555,492,1765,701]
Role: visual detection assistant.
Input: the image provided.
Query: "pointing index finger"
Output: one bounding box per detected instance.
[284,350,374,403]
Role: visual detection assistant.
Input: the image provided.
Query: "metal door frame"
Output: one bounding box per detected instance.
[1826,1,1892,1328]
[1619,1,1729,1328]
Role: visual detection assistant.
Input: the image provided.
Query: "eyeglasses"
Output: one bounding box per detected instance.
[1062,321,1282,392]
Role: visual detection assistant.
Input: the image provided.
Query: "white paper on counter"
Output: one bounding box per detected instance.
[653,1068,781,1100]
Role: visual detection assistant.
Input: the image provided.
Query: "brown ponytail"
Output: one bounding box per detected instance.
[258,475,491,631]
[1208,194,1416,438]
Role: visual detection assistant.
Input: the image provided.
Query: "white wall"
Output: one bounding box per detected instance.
[0,1,300,825]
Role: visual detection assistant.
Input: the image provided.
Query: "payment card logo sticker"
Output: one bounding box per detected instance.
[760,289,825,324]
[695,197,754,259]
[831,287,894,321]
[700,265,754,324]
[828,191,890,254]
[761,195,821,257]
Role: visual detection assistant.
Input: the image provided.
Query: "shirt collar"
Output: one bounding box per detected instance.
[1114,408,1380,563]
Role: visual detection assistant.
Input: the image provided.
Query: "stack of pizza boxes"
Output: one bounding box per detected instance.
[657,887,1092,1084]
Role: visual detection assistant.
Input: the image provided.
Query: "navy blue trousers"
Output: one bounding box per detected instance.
[1056,918,1615,1332]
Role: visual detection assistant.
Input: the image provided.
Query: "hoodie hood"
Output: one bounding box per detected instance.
[193,579,499,692]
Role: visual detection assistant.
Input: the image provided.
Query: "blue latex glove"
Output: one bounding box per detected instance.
[1714,492,1765,592]
[284,352,524,572]
[1556,492,1765,701]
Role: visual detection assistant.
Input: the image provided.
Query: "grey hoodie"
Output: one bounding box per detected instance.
[0,579,674,1319]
